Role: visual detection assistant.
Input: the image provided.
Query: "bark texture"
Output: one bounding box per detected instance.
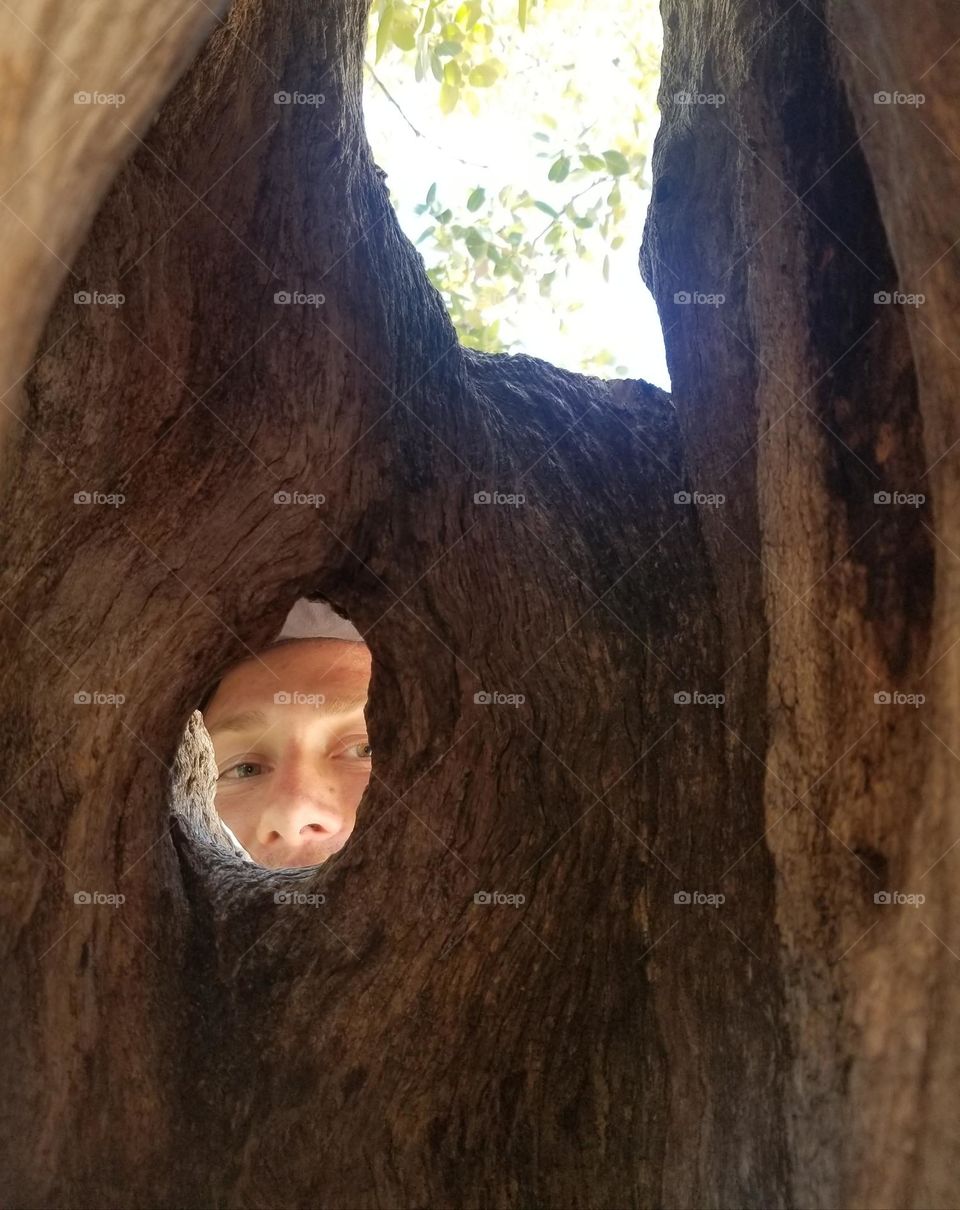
[0,0,957,1207]
[0,0,224,472]
[643,1,955,1205]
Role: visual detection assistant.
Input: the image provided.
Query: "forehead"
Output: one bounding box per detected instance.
[206,639,370,717]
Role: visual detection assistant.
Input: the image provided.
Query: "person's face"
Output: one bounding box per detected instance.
[202,638,372,869]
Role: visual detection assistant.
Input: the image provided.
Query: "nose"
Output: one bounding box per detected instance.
[255,766,350,852]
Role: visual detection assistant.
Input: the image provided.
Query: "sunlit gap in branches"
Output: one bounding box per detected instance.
[363,0,669,389]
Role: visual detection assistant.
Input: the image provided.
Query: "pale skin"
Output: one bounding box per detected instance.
[201,637,373,869]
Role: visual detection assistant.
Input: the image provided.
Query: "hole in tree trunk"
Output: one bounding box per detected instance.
[173,596,373,872]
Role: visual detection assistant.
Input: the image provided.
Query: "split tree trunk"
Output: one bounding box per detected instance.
[1,1,958,1206]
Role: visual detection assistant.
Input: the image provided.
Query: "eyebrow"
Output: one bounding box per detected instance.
[206,695,367,737]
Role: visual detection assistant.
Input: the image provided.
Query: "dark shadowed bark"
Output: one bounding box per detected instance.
[1,0,957,1207]
[643,3,958,1206]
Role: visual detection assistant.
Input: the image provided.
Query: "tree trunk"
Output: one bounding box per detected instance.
[1,0,957,1207]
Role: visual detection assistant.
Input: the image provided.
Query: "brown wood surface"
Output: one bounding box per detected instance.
[0,0,957,1206]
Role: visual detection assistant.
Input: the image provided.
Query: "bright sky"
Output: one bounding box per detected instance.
[362,1,670,390]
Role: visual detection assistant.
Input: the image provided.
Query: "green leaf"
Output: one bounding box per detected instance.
[430,50,443,81]
[416,226,436,245]
[602,255,610,282]
[439,81,458,113]
[436,40,462,56]
[456,1,482,29]
[534,200,560,218]
[465,228,486,258]
[467,186,486,212]
[532,132,550,142]
[375,4,394,61]
[393,23,416,50]
[443,59,462,87]
[580,154,606,171]
[518,0,528,32]
[548,155,570,182]
[426,182,437,206]
[469,63,498,87]
[603,149,630,175]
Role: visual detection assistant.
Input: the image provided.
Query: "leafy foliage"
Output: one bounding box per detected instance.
[366,0,661,375]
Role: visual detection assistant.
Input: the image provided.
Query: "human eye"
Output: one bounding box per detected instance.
[218,760,264,781]
[343,739,372,761]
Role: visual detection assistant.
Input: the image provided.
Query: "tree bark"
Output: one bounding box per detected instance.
[644,3,958,1205]
[1,0,957,1207]
[0,0,224,476]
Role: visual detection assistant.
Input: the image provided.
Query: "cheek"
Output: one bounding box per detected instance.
[213,789,261,841]
[341,766,372,806]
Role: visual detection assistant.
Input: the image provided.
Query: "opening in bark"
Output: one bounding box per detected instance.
[171,596,373,873]
[361,0,667,382]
